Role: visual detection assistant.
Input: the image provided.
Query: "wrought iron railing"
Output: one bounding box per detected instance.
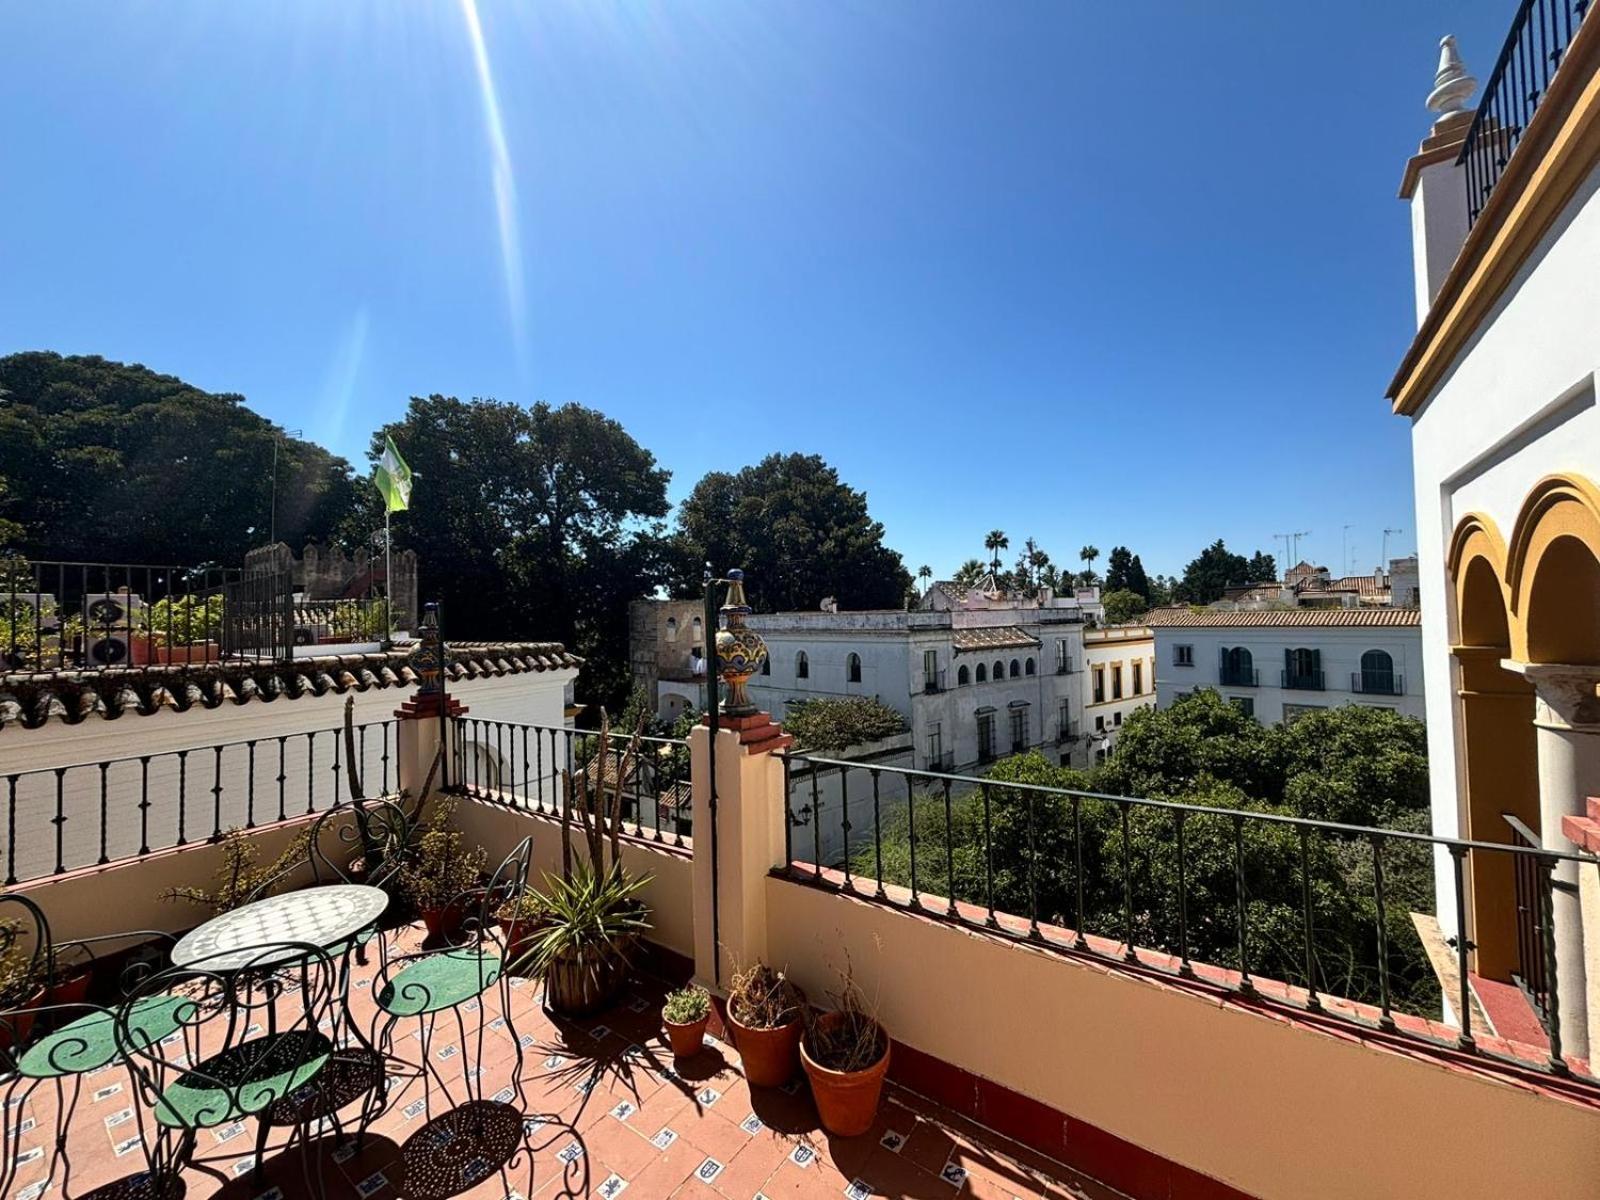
[1505,813,1553,1024]
[1352,672,1405,696]
[1219,664,1260,687]
[1282,669,1326,691]
[291,597,389,646]
[1460,0,1594,226]
[3,720,397,884]
[450,718,692,845]
[923,669,947,695]
[780,753,1588,1082]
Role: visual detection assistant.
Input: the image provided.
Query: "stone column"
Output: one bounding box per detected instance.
[689,714,792,990]
[1502,660,1600,1058]
[395,602,467,806]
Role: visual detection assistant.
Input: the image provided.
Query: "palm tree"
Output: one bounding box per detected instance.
[984,530,1009,575]
[1079,544,1100,576]
[917,564,933,594]
[953,558,987,588]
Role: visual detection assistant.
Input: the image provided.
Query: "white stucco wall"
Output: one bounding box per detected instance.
[1152,626,1424,725]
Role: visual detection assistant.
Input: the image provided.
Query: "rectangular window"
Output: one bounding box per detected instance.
[1058,701,1072,741]
[926,724,943,770]
[1133,662,1143,694]
[1009,708,1027,752]
[1112,665,1124,700]
[977,713,995,763]
[1093,666,1105,704]
[1113,711,1122,726]
[1096,748,1108,765]
[1174,644,1194,666]
[1095,714,1105,732]
[923,649,938,692]
[1056,640,1069,673]
[1231,697,1255,718]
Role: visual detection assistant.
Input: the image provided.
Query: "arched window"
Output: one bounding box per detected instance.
[796,651,809,679]
[975,663,987,683]
[1009,659,1021,678]
[1284,647,1321,689]
[1024,658,1035,676]
[993,661,1004,681]
[957,664,970,686]
[1360,649,1395,693]
[691,617,703,641]
[665,617,678,642]
[1222,646,1253,685]
[847,653,862,683]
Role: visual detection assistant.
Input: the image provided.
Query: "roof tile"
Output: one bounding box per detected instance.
[1144,607,1421,628]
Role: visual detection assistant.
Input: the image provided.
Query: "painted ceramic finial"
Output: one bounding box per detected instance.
[1427,35,1477,118]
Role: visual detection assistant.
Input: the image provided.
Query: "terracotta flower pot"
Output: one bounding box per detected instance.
[499,917,547,967]
[801,1013,891,1137]
[664,1011,709,1059]
[419,903,462,941]
[729,1009,804,1089]
[44,968,92,1009]
[0,986,46,1060]
[543,949,627,1017]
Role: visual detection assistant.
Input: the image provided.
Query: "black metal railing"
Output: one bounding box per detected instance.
[2,559,259,673]
[923,669,946,695]
[450,718,692,846]
[1505,813,1552,1024]
[4,720,398,884]
[779,754,1588,1083]
[291,597,390,646]
[1220,664,1260,687]
[1282,669,1326,691]
[1460,0,1594,226]
[222,569,295,662]
[1352,672,1405,696]
[1055,657,1077,676]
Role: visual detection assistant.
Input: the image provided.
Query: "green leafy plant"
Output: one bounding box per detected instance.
[494,889,550,923]
[161,828,311,915]
[395,798,488,911]
[519,863,651,984]
[0,918,41,1007]
[785,696,908,754]
[663,984,710,1025]
[146,594,224,644]
[727,961,802,1030]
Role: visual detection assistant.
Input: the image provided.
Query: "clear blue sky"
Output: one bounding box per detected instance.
[0,2,1515,580]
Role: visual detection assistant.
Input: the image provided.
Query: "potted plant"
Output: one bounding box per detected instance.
[726,962,805,1089]
[494,889,550,965]
[0,920,44,1057]
[395,798,488,940]
[42,940,94,1008]
[801,962,890,1137]
[523,714,654,1016]
[662,984,711,1058]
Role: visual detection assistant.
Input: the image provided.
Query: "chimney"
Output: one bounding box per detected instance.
[1399,36,1478,325]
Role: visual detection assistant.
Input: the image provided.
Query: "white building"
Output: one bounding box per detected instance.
[1390,20,1600,1056]
[746,581,1093,773]
[1081,625,1155,762]
[1147,608,1424,724]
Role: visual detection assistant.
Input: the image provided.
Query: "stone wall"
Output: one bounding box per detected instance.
[245,542,418,629]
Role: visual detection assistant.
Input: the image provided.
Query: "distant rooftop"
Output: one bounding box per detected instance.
[1144,607,1422,628]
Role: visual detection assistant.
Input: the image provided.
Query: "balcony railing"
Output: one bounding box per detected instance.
[1220,665,1260,687]
[1282,669,1326,691]
[1055,657,1077,675]
[1352,672,1405,696]
[780,752,1590,1082]
[923,668,946,694]
[1460,0,1595,227]
[1505,813,1552,1026]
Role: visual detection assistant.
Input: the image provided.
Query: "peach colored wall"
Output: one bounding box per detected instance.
[765,877,1600,1200]
[448,796,695,961]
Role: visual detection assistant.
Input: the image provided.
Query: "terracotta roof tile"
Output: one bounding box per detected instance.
[0,640,580,731]
[1143,607,1421,628]
[951,625,1042,652]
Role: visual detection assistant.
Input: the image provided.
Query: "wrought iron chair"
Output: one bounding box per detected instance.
[373,837,539,1199]
[1,893,186,1200]
[115,941,344,1200]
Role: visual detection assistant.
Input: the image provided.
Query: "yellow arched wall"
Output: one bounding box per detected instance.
[1446,513,1510,648]
[1504,474,1600,663]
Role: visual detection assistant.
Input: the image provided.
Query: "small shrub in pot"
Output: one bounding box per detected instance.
[662,984,711,1058]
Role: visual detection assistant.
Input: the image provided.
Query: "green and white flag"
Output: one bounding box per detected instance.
[374,435,413,513]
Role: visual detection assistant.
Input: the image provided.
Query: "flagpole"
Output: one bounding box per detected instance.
[385,507,393,642]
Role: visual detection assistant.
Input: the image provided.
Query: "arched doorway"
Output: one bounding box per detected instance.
[1449,518,1538,982]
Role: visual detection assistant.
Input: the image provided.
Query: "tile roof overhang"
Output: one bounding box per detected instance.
[1143,608,1421,629]
[0,641,580,731]
[951,626,1042,653]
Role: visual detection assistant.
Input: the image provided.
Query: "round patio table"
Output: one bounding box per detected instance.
[172,884,389,972]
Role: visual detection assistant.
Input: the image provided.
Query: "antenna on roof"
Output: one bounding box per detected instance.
[1273,533,1293,568]
[1289,530,1311,565]
[1342,524,1354,576]
[1382,528,1404,569]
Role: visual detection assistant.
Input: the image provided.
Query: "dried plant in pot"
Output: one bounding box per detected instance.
[0,919,44,1058]
[395,798,488,940]
[662,984,711,1059]
[494,889,551,967]
[801,958,890,1137]
[726,962,805,1088]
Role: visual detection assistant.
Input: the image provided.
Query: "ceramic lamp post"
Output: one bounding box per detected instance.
[714,569,766,717]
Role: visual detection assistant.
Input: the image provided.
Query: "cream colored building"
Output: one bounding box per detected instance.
[1080,625,1155,763]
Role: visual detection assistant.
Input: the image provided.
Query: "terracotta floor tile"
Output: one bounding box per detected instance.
[711,1135,791,1200]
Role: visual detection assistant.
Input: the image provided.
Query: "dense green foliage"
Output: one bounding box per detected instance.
[1172,539,1277,604]
[1103,546,1151,600]
[0,352,361,563]
[1100,588,1150,625]
[672,453,911,611]
[859,693,1437,1015]
[785,696,908,753]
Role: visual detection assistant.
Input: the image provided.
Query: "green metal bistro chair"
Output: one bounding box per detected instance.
[115,941,343,1200]
[1,894,186,1200]
[373,837,538,1199]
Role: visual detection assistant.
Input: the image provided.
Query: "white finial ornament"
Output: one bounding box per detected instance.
[1427,35,1477,118]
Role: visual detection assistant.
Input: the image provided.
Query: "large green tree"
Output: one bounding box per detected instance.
[1172,539,1276,604]
[1104,546,1152,600]
[672,453,911,611]
[0,352,361,563]
[368,395,672,707]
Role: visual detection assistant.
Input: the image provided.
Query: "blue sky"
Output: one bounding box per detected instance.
[0,2,1515,580]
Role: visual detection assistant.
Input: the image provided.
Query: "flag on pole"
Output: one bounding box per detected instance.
[374,435,413,513]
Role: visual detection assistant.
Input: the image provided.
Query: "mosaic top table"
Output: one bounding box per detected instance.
[171,884,389,972]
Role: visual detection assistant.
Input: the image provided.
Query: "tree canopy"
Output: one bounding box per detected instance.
[0,352,361,563]
[784,696,908,753]
[1103,546,1151,600]
[1100,588,1150,625]
[672,453,911,612]
[1172,539,1277,604]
